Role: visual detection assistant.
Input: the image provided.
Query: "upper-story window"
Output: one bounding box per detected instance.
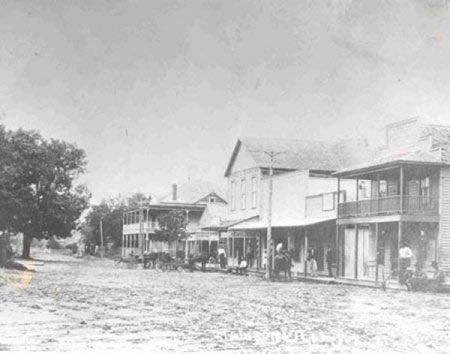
[241,178,247,209]
[209,197,216,203]
[251,176,257,209]
[358,180,371,200]
[420,177,430,199]
[379,180,387,197]
[322,193,335,211]
[231,180,236,210]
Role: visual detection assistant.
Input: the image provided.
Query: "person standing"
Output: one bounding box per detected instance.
[398,242,413,285]
[326,247,334,278]
[307,247,318,277]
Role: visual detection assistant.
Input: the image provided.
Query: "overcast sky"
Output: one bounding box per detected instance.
[1,0,450,202]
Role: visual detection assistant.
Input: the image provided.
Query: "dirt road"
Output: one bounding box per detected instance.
[1,250,449,353]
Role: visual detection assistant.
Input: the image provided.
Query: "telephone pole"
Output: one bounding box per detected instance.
[265,150,284,281]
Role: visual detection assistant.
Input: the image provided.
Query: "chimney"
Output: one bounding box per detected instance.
[172,184,177,201]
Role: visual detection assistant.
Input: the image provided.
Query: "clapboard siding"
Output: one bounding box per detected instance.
[439,167,450,272]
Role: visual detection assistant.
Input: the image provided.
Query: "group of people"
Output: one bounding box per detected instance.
[399,243,445,292]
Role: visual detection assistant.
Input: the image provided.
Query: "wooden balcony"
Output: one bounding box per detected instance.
[338,195,439,219]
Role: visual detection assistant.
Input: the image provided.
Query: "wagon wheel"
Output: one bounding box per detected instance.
[155,263,163,272]
[176,265,185,273]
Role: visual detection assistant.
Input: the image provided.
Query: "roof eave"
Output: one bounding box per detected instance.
[224,139,242,177]
[333,160,447,178]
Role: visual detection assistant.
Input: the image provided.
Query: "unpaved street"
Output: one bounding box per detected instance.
[1,250,449,353]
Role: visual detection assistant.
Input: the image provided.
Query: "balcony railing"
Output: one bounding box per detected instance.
[338,195,439,218]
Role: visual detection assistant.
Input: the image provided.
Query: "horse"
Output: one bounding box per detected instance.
[273,253,292,281]
[188,252,209,272]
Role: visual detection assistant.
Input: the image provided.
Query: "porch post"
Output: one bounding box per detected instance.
[356,178,359,216]
[355,224,359,279]
[375,223,379,283]
[376,173,380,214]
[400,165,404,214]
[232,232,235,266]
[304,228,308,278]
[336,178,341,278]
[398,221,403,281]
[335,225,340,278]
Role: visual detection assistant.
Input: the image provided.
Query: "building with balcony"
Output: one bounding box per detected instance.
[223,137,363,273]
[334,117,450,282]
[121,180,227,258]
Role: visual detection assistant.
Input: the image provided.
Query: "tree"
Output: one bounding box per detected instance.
[0,125,90,258]
[155,210,188,253]
[81,193,152,248]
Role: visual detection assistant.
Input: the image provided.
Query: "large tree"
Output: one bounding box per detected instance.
[155,210,188,253]
[0,125,90,258]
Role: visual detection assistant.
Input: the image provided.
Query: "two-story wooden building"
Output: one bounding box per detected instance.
[122,180,227,258]
[334,118,450,283]
[223,137,362,274]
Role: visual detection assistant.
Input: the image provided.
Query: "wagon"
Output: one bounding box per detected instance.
[114,254,141,269]
[154,258,191,272]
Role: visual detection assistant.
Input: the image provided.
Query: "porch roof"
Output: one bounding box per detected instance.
[201,216,259,232]
[333,151,446,178]
[228,216,335,230]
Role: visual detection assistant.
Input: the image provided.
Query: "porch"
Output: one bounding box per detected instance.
[336,221,439,282]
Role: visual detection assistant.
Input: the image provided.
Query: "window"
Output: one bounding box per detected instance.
[251,176,257,208]
[231,181,236,210]
[358,180,371,199]
[420,177,430,198]
[241,178,246,209]
[379,180,387,197]
[322,193,335,211]
[209,197,216,203]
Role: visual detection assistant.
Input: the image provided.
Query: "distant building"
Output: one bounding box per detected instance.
[122,180,227,258]
[334,117,450,282]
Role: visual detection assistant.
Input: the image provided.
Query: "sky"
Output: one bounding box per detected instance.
[1,0,450,203]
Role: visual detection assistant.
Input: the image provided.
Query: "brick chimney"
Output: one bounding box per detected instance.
[172,184,177,201]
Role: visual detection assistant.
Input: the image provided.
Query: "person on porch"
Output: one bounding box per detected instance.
[399,242,413,285]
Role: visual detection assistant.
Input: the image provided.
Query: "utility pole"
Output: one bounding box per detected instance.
[99,219,104,257]
[264,150,284,281]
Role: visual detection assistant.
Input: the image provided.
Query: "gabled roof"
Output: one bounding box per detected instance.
[224,137,365,177]
[159,179,227,204]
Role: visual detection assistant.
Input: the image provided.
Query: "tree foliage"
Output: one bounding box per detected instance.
[0,125,90,258]
[82,193,151,247]
[155,210,187,242]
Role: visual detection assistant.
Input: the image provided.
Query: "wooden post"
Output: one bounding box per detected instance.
[355,224,359,279]
[398,221,402,281]
[336,177,341,278]
[231,233,235,266]
[376,173,380,214]
[266,152,275,280]
[356,178,359,216]
[304,228,308,278]
[336,225,340,278]
[400,166,404,214]
[100,219,104,247]
[375,223,379,283]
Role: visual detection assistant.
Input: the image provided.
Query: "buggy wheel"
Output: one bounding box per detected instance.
[177,265,185,273]
[155,263,162,272]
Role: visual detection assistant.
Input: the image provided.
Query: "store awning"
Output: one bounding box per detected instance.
[228,216,335,231]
